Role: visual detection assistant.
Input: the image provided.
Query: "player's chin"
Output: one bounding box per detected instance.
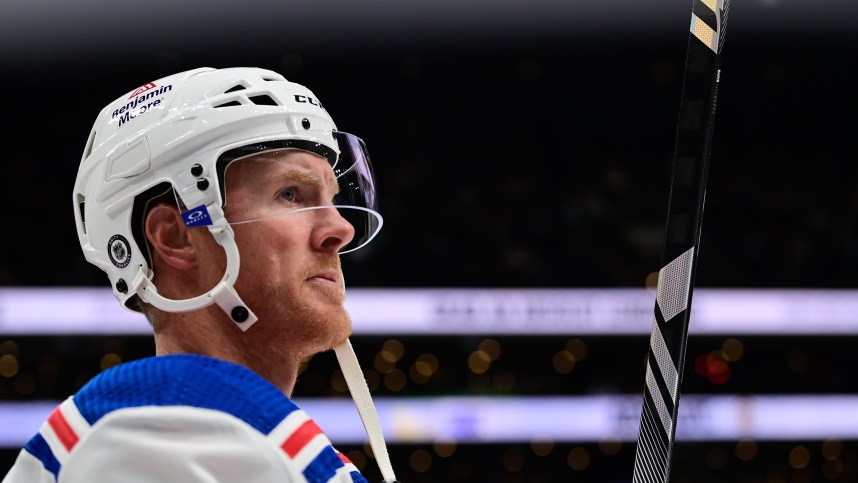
[330,328,352,349]
[328,305,353,343]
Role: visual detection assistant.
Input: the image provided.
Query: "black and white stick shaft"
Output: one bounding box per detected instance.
[632,0,729,482]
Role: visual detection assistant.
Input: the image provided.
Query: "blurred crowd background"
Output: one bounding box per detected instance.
[1,0,856,481]
[3,1,857,290]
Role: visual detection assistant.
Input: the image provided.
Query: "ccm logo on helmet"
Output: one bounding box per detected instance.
[111,84,173,127]
[294,95,324,109]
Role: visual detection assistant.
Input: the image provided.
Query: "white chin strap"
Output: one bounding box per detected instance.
[131,214,259,330]
[334,340,398,483]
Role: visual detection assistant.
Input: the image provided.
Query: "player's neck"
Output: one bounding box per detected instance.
[153,308,300,396]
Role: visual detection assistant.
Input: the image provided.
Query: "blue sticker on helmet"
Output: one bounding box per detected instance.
[182,205,213,227]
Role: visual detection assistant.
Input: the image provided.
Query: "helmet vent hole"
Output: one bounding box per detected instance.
[76,193,87,235]
[249,95,279,106]
[224,84,247,93]
[213,100,242,108]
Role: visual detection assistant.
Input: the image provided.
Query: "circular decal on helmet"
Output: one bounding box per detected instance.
[107,234,132,269]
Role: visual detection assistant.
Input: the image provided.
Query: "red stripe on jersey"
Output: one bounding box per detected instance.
[337,452,351,464]
[47,406,79,451]
[282,420,323,458]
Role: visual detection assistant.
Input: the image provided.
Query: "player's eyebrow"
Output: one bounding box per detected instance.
[280,168,340,197]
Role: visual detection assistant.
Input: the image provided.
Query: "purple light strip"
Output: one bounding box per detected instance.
[0,288,856,335]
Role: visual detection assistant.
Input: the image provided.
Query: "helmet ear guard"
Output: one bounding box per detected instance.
[130,204,258,329]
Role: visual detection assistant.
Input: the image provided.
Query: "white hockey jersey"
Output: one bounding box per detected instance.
[2,354,367,483]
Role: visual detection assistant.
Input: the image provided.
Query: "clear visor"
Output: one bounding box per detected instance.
[178,132,382,254]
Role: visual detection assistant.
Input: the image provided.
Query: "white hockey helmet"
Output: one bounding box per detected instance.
[73,67,382,330]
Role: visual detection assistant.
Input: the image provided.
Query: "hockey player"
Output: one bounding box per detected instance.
[3,67,397,483]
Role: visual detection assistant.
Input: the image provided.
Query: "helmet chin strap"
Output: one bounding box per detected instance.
[130,207,259,330]
[334,340,398,483]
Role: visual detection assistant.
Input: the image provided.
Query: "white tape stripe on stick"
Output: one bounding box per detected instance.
[646,364,674,437]
[650,320,679,401]
[656,247,695,322]
[690,14,718,53]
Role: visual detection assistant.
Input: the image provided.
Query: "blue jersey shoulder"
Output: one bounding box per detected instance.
[73,354,298,434]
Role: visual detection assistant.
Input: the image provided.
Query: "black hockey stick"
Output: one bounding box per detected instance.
[631,1,729,482]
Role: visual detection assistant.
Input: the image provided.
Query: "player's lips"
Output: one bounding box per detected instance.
[307,271,339,284]
[306,271,344,300]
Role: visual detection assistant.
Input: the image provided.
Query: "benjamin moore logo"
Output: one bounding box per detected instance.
[182,205,213,227]
[111,82,173,127]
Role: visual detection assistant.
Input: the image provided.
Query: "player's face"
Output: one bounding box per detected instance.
[220,149,356,354]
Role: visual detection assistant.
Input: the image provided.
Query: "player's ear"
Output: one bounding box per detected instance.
[145,203,198,271]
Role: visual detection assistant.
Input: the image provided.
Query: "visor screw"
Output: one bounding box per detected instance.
[191,164,204,176]
[196,178,210,191]
[115,279,128,294]
[231,306,249,323]
[302,118,311,129]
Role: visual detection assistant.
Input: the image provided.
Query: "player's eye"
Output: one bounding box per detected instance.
[278,187,298,202]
